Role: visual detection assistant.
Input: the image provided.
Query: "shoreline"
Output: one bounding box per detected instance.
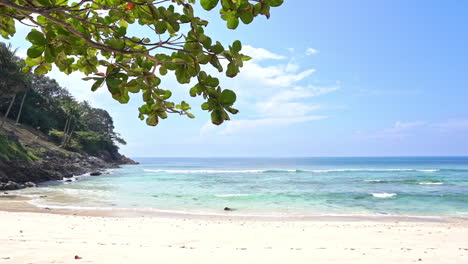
[1,194,467,223]
[2,185,467,263]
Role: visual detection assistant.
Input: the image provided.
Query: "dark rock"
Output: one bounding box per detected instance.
[24,182,36,188]
[62,173,74,178]
[90,171,102,176]
[0,124,131,187]
[65,179,73,182]
[224,207,235,211]
[118,155,139,165]
[0,181,23,190]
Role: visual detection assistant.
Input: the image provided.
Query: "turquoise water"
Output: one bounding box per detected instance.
[17,157,468,216]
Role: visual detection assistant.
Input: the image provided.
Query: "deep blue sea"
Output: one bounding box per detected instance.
[17,157,468,217]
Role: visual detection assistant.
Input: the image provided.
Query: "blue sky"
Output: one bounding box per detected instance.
[5,0,468,157]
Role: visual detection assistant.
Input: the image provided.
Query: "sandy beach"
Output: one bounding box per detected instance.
[1,206,467,264]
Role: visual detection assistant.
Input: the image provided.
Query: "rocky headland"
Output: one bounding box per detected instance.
[0,120,137,191]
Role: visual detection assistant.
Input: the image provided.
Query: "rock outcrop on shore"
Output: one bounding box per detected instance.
[0,120,137,191]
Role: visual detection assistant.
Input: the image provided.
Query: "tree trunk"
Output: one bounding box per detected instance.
[0,94,17,128]
[61,117,71,147]
[15,89,28,125]
[65,122,76,147]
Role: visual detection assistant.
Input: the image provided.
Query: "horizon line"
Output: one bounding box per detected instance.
[128,155,468,159]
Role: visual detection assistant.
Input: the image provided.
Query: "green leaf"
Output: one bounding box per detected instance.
[205,76,219,87]
[201,102,210,110]
[106,78,121,91]
[232,40,242,53]
[26,30,46,46]
[226,62,239,77]
[163,90,172,99]
[220,89,236,106]
[126,79,140,93]
[239,10,254,24]
[159,66,168,75]
[34,63,49,75]
[190,86,198,97]
[44,45,56,63]
[211,109,223,125]
[36,0,53,6]
[210,56,223,72]
[241,55,252,61]
[210,41,224,54]
[227,107,239,114]
[266,0,284,7]
[25,56,42,66]
[146,115,159,126]
[201,0,219,11]
[227,16,239,29]
[91,78,104,91]
[105,38,125,50]
[27,45,45,58]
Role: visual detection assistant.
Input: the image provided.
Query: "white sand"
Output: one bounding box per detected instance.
[0,211,467,263]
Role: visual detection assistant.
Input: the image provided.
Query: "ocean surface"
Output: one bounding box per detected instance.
[15,157,468,217]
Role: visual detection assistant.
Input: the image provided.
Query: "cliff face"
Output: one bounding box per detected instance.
[0,119,136,190]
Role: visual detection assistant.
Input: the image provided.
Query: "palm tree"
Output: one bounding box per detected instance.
[15,87,30,125]
[60,101,82,147]
[0,42,28,127]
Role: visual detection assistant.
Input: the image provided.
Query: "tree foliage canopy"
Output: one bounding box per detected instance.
[0,42,29,97]
[0,0,283,126]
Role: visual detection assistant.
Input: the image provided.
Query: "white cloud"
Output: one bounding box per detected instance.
[242,45,286,61]
[286,47,295,53]
[255,85,338,117]
[285,62,300,73]
[241,63,315,88]
[305,48,319,55]
[198,45,339,136]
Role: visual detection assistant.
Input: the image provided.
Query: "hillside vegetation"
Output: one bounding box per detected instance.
[0,42,135,189]
[0,42,126,162]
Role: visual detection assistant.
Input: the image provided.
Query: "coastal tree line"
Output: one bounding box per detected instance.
[0,42,125,158]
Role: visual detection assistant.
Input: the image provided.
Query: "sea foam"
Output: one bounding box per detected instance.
[214,194,249,197]
[371,193,397,198]
[143,168,441,174]
[144,169,265,173]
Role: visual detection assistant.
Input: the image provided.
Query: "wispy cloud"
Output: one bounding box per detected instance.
[255,85,338,117]
[305,48,319,55]
[199,45,339,136]
[242,45,286,61]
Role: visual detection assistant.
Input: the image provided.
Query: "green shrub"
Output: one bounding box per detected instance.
[48,129,64,145]
[0,135,38,161]
[74,131,117,155]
